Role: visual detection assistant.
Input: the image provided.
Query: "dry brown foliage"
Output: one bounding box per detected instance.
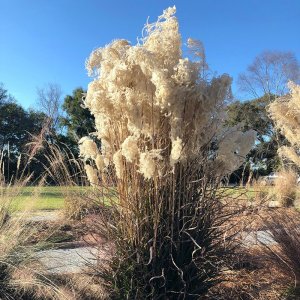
[273,169,298,207]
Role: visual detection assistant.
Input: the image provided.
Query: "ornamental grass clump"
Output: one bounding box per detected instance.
[0,150,71,300]
[273,169,298,207]
[38,140,94,219]
[81,7,255,298]
[261,212,300,297]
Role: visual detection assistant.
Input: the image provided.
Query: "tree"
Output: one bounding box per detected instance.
[238,51,300,100]
[0,86,45,181]
[0,97,44,153]
[0,83,8,104]
[0,82,15,105]
[226,95,285,179]
[60,88,95,141]
[233,51,300,179]
[226,95,273,143]
[36,83,63,132]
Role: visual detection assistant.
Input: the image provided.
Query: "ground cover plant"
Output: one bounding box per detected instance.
[273,169,298,207]
[80,7,256,299]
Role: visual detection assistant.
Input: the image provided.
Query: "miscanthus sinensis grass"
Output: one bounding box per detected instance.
[269,82,300,167]
[80,6,256,298]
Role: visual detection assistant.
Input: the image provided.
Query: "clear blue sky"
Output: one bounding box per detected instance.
[1,0,300,109]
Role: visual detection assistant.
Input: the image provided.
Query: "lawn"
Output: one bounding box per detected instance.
[2,186,252,212]
[7,186,67,211]
[0,186,117,211]
[0,184,286,212]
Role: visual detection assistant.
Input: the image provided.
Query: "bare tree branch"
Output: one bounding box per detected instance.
[36,83,63,131]
[238,51,300,100]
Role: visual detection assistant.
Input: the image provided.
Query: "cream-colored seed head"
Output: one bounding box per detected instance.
[139,153,156,179]
[121,136,139,163]
[95,154,105,171]
[113,150,124,179]
[83,7,255,181]
[170,137,183,163]
[84,164,99,186]
[79,137,98,160]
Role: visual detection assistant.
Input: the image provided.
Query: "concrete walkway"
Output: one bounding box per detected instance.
[35,230,276,275]
[27,211,277,274]
[37,247,98,274]
[26,211,61,222]
[14,210,61,222]
[241,230,275,246]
